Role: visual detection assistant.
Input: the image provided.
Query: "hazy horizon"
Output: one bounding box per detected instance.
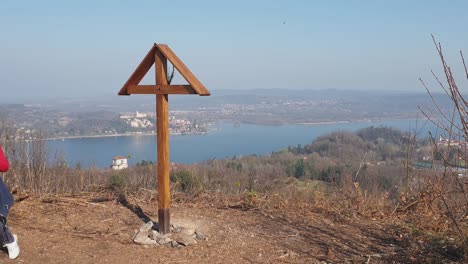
[0,87,448,105]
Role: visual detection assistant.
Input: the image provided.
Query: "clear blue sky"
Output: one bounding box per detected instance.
[1,0,467,100]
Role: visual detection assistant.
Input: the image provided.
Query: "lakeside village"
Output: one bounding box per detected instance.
[118,111,209,136]
[11,111,210,141]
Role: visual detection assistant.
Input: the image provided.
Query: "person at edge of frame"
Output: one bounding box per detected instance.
[0,146,19,260]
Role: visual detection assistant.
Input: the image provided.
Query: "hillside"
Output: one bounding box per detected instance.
[0,126,466,263]
[6,191,462,263]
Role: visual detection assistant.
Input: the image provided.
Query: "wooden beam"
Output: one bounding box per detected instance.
[118,45,156,95]
[155,48,171,235]
[156,44,210,96]
[127,85,196,95]
[117,43,211,237]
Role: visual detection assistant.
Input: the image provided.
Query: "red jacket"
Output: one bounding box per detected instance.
[0,147,9,172]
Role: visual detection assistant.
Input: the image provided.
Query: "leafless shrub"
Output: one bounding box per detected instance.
[415,35,468,249]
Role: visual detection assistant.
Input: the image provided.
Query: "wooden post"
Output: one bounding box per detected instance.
[118,44,210,235]
[155,49,171,234]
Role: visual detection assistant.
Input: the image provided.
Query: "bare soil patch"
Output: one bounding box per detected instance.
[0,192,462,263]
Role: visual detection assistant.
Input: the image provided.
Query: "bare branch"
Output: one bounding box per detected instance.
[461,50,468,80]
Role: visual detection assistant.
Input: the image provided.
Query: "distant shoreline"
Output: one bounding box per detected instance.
[46,133,155,141]
[44,117,421,141]
[46,131,207,141]
[239,116,420,126]
[296,121,351,125]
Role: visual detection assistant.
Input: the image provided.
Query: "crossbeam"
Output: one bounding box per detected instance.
[127,85,196,95]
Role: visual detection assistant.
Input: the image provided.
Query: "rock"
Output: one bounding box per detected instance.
[170,240,179,248]
[133,223,205,247]
[179,228,196,236]
[139,221,154,232]
[156,235,172,245]
[195,231,206,241]
[133,221,158,245]
[151,230,163,240]
[133,231,157,245]
[172,233,197,246]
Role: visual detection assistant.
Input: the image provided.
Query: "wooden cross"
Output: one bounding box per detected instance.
[118,44,210,234]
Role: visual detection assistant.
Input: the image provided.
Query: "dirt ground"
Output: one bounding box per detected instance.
[0,192,462,264]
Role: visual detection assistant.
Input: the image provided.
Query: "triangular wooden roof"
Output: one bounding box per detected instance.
[118,44,210,96]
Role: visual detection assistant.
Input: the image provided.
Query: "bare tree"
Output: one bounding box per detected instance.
[419,35,468,248]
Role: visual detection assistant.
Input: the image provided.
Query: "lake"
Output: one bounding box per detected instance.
[47,119,435,168]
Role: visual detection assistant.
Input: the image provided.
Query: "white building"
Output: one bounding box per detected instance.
[136,111,147,118]
[112,156,128,170]
[129,119,153,128]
